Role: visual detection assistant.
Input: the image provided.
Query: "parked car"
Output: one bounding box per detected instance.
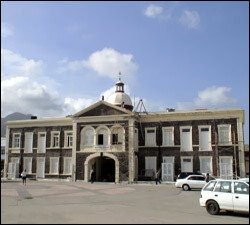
[238,178,249,183]
[175,175,207,191]
[200,179,249,215]
[176,172,203,180]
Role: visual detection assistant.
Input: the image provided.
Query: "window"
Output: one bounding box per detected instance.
[23,157,32,174]
[145,156,156,177]
[65,131,73,147]
[214,181,232,193]
[111,127,124,145]
[51,132,60,148]
[96,127,109,147]
[63,157,72,174]
[180,126,192,151]
[81,127,94,147]
[13,133,21,148]
[200,157,212,174]
[98,134,104,145]
[50,157,59,174]
[162,127,174,146]
[37,132,46,153]
[218,125,232,145]
[219,156,233,179]
[181,157,193,172]
[199,126,211,151]
[24,132,33,153]
[145,128,156,146]
[203,181,217,191]
[234,182,249,194]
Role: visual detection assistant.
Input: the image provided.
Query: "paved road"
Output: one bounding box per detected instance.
[1,180,249,224]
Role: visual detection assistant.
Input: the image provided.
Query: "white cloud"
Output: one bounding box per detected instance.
[144,4,171,21]
[86,48,138,79]
[1,22,14,38]
[177,86,237,110]
[1,49,44,78]
[194,86,237,106]
[179,10,200,29]
[58,48,138,80]
[1,76,63,117]
[63,97,96,115]
[144,4,164,18]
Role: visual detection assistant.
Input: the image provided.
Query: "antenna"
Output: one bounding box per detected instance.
[118,71,122,81]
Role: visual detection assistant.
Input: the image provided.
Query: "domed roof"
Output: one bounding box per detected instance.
[107,92,132,106]
[106,78,133,111]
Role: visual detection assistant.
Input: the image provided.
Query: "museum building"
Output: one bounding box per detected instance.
[4,79,246,182]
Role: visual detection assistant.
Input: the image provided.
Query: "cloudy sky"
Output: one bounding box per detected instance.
[1,2,249,143]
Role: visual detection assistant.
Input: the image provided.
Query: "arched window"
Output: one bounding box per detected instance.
[81,127,94,147]
[111,126,124,145]
[96,126,109,147]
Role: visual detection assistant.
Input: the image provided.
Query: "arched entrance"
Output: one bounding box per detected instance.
[91,156,115,182]
[84,153,119,183]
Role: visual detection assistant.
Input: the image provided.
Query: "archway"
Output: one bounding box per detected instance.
[91,156,115,182]
[84,153,119,183]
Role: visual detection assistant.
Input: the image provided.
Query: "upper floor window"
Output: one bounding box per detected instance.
[180,126,192,151]
[24,132,33,153]
[162,127,174,146]
[96,127,109,146]
[199,126,211,151]
[51,132,60,148]
[13,133,21,148]
[37,132,46,153]
[111,126,124,145]
[81,127,94,147]
[218,125,232,145]
[145,128,156,146]
[65,131,73,147]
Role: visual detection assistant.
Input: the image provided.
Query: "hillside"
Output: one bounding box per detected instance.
[1,112,33,137]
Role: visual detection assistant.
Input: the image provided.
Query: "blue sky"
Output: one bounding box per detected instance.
[1,1,249,143]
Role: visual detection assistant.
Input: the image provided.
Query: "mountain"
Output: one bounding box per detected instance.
[1,112,33,137]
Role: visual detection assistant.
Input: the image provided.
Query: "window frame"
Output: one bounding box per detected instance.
[12,133,21,149]
[49,157,59,174]
[180,126,193,151]
[162,126,174,147]
[63,157,72,175]
[218,124,232,146]
[145,127,156,147]
[51,131,60,148]
[24,132,33,153]
[64,130,73,148]
[37,132,46,153]
[198,125,212,151]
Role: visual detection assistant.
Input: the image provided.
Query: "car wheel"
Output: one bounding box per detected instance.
[206,200,220,215]
[182,184,190,191]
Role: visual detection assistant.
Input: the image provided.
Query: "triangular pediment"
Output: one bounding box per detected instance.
[73,101,132,117]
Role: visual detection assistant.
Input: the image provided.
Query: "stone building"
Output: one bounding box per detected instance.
[3,79,246,182]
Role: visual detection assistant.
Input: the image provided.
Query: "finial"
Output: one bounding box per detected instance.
[118,71,121,81]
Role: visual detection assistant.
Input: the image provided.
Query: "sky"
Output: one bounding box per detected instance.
[1,1,249,143]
